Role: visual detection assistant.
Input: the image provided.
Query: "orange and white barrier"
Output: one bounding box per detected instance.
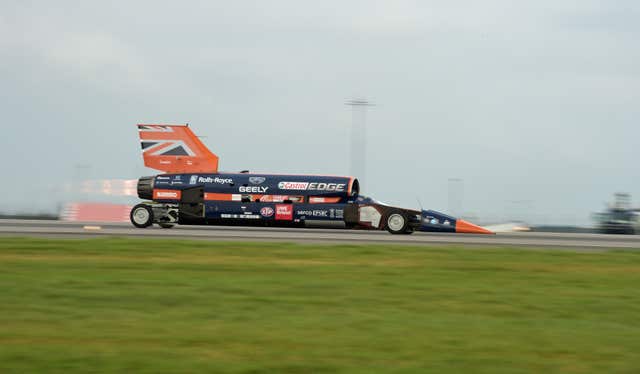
[60,203,132,222]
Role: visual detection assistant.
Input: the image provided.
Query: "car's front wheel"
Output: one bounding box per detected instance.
[385,210,409,234]
[130,204,154,228]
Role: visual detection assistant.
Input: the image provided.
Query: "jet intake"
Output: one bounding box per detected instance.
[137,176,155,200]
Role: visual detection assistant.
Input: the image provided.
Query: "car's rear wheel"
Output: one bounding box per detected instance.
[131,204,154,228]
[385,210,409,234]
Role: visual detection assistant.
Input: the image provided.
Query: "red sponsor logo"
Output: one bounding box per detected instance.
[278,182,309,190]
[309,196,342,204]
[153,189,181,200]
[275,204,293,220]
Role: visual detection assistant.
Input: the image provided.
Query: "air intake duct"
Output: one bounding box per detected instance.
[137,176,155,200]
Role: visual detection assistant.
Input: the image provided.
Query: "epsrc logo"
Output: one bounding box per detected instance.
[278,181,346,192]
[297,210,329,217]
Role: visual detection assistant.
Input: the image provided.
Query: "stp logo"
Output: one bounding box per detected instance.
[260,207,274,217]
[275,204,293,220]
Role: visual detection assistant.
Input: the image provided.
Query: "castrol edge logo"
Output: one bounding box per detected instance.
[278,181,346,192]
[278,182,308,190]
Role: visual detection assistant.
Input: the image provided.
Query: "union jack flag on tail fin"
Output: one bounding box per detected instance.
[137,124,219,173]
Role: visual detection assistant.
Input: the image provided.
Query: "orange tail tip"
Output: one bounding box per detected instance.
[138,124,219,174]
[455,219,495,234]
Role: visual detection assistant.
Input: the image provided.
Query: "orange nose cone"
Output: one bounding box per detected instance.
[455,219,495,234]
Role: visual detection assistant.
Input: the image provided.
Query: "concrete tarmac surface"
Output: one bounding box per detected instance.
[1,219,640,249]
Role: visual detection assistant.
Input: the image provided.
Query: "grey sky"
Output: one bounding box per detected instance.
[1,0,638,225]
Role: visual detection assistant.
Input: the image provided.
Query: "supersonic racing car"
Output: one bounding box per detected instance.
[130,124,492,235]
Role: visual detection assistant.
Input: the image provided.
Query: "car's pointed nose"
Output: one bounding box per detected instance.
[455,219,495,234]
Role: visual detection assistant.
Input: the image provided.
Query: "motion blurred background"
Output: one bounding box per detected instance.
[1,1,638,227]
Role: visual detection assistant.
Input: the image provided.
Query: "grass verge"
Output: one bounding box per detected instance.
[1,237,639,373]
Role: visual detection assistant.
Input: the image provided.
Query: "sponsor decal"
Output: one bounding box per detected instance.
[203,193,242,202]
[258,195,302,203]
[173,175,182,180]
[239,186,268,193]
[260,207,274,217]
[308,182,346,192]
[329,208,343,219]
[198,176,233,184]
[297,210,330,217]
[189,175,198,185]
[153,189,181,200]
[278,181,309,190]
[249,177,266,185]
[157,192,178,198]
[275,204,293,220]
[309,196,342,204]
[156,176,171,185]
[359,206,382,228]
[221,214,260,219]
[278,181,346,192]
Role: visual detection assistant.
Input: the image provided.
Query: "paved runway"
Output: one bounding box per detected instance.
[1,219,639,249]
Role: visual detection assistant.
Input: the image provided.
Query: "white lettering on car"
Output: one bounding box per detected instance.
[198,176,233,184]
[238,186,269,193]
[278,182,346,191]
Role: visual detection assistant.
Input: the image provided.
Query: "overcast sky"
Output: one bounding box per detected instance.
[1,0,638,225]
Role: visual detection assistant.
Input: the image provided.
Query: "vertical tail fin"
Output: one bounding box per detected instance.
[137,124,219,173]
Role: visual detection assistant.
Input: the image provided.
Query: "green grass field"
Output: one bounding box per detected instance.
[1,238,639,373]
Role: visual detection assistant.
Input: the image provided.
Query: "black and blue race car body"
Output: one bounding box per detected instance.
[130,124,492,235]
